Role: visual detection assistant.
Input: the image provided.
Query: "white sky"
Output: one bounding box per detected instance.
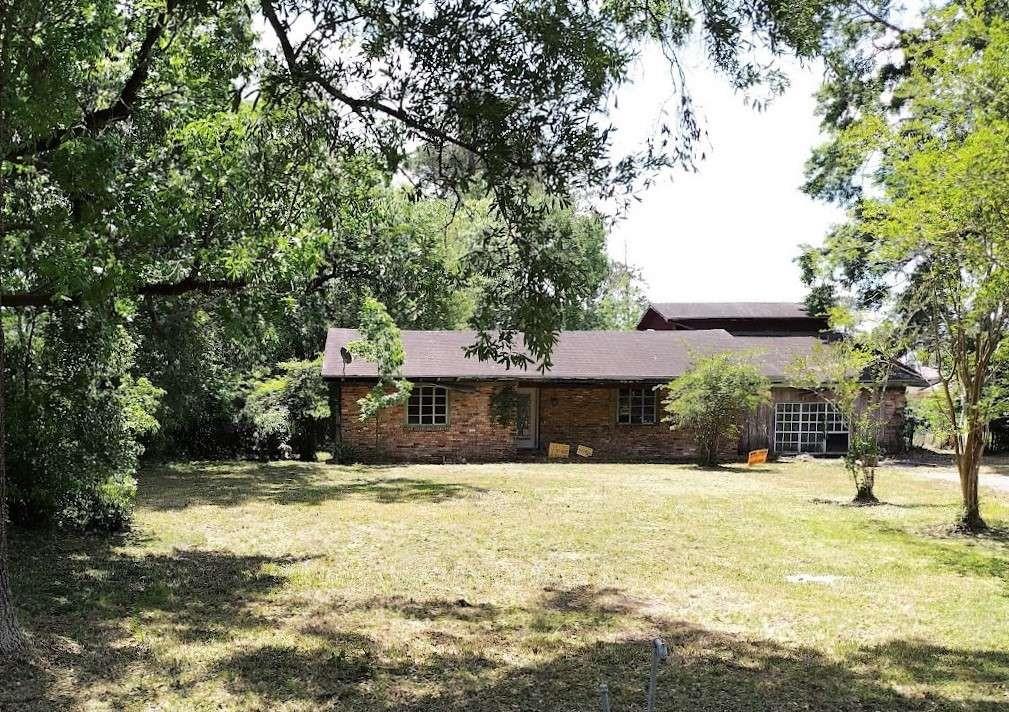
[606,48,847,303]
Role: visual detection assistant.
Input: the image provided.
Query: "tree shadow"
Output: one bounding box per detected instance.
[291,586,1009,710]
[810,497,949,509]
[142,461,487,510]
[379,615,1009,711]
[214,636,376,704]
[853,639,1009,687]
[2,529,303,709]
[7,568,1009,711]
[540,584,656,615]
[351,595,501,622]
[867,522,1009,586]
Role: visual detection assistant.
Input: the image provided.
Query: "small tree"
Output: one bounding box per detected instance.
[801,4,1009,531]
[241,359,330,461]
[663,354,770,467]
[347,298,413,431]
[787,327,907,504]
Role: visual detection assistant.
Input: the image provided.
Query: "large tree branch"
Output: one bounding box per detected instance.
[6,0,179,162]
[0,275,246,309]
[850,0,906,35]
[259,0,497,167]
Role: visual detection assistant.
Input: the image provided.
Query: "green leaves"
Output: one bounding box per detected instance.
[240,358,330,459]
[663,353,770,466]
[348,298,413,422]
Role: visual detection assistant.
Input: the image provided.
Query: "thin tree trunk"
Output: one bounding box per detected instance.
[0,302,29,657]
[0,0,29,656]
[956,426,987,532]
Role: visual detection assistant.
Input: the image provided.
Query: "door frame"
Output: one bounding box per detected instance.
[514,387,539,449]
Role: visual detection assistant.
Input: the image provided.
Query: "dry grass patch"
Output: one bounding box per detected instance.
[3,459,1009,710]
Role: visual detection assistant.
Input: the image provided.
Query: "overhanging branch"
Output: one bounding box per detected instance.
[5,0,179,162]
[260,0,497,167]
[0,275,247,309]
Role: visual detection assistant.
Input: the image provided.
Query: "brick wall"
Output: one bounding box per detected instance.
[337,381,910,463]
[536,384,718,461]
[340,382,520,463]
[338,381,723,463]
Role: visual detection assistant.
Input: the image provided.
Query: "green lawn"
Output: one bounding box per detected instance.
[5,459,1009,710]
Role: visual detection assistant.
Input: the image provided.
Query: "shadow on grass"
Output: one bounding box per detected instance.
[385,625,1009,712]
[2,529,302,710]
[810,497,950,510]
[193,585,1009,710]
[540,584,655,615]
[352,595,500,622]
[867,522,1009,587]
[6,558,1009,711]
[215,638,376,703]
[853,639,1009,686]
[141,461,487,510]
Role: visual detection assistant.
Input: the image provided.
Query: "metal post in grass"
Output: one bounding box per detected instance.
[598,682,611,712]
[646,637,668,712]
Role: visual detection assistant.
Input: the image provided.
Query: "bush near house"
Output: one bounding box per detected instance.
[662,353,770,466]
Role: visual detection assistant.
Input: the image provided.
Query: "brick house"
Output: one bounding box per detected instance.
[322,303,926,463]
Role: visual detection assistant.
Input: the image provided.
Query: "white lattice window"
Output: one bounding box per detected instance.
[774,402,848,453]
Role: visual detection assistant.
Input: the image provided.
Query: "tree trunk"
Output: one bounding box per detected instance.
[0,0,29,659]
[852,482,879,505]
[956,428,987,533]
[0,305,29,657]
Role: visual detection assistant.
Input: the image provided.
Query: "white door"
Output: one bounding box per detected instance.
[514,388,539,449]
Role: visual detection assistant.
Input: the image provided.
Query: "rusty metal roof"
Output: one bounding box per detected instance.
[322,328,927,386]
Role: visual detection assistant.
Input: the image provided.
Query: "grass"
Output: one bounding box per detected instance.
[4,458,1009,710]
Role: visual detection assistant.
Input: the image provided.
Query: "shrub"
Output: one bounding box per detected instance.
[663,353,770,466]
[240,359,330,461]
[6,315,163,530]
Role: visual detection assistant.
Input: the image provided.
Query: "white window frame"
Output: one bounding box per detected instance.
[774,402,848,453]
[617,386,658,425]
[407,384,449,426]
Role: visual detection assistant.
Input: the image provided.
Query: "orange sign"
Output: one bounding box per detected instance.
[747,449,768,466]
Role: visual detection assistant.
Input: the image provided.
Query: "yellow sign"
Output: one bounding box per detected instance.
[576,445,593,458]
[747,448,768,466]
[548,442,570,459]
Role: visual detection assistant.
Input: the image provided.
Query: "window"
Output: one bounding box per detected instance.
[407,385,448,425]
[618,387,657,424]
[774,402,848,453]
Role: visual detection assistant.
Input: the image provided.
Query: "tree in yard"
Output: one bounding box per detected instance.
[0,0,847,660]
[240,359,330,461]
[663,353,770,467]
[786,334,904,504]
[801,2,1009,531]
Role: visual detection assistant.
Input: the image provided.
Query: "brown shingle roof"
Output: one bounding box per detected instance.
[322,328,928,386]
[648,302,814,320]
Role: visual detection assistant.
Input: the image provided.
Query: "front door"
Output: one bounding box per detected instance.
[514,387,539,449]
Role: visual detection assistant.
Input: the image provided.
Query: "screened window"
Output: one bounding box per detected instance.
[774,402,848,453]
[407,385,448,425]
[618,387,657,424]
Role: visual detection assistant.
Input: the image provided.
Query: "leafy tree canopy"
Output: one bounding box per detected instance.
[799,0,1009,529]
[3,0,834,363]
